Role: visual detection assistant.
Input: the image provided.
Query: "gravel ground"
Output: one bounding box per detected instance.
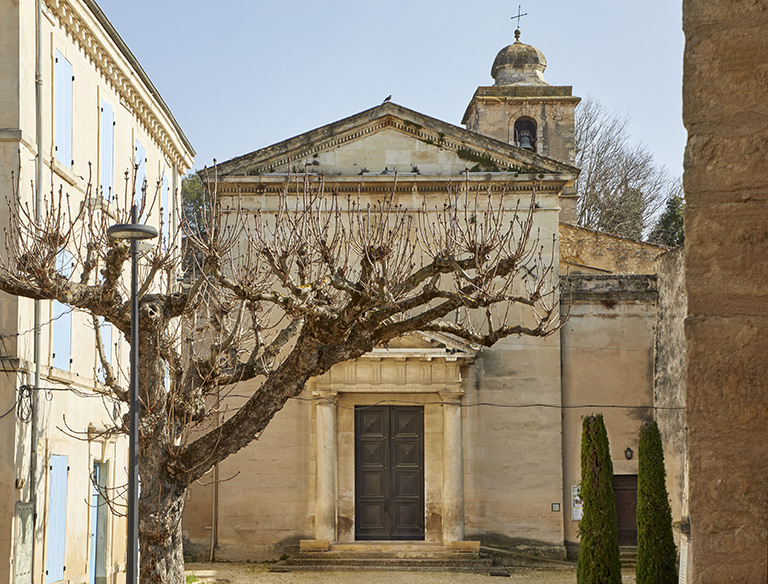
[185,562,637,584]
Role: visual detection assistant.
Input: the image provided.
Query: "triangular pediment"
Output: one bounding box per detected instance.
[213,102,578,179]
[364,331,479,362]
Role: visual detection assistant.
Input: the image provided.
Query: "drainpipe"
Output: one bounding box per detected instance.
[30,0,44,579]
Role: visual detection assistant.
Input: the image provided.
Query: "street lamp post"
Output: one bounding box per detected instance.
[107,204,157,584]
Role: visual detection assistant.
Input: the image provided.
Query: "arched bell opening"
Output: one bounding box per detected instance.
[514,117,537,152]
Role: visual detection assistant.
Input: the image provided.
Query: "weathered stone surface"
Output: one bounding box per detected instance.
[685,204,768,317]
[560,279,657,547]
[685,316,768,582]
[653,248,687,540]
[559,223,663,275]
[683,135,768,202]
[683,0,768,580]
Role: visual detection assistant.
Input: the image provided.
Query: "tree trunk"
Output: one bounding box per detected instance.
[136,312,187,583]
[138,476,187,583]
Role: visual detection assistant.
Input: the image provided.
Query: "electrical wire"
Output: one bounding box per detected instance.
[287,395,685,412]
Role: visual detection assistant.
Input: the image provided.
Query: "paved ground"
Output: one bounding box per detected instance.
[186,563,638,583]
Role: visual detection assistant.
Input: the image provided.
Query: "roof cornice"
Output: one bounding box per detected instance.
[47,0,196,168]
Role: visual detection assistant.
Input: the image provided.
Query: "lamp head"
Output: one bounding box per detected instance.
[107,223,158,241]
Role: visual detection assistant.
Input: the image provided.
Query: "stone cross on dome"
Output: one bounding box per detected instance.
[512,5,528,42]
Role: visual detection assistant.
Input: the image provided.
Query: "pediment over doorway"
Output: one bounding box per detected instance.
[313,331,476,394]
[369,331,480,361]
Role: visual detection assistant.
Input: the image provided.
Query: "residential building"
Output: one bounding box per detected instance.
[0,1,193,582]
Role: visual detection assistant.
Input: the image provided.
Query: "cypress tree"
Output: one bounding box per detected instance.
[577,414,622,584]
[636,421,678,584]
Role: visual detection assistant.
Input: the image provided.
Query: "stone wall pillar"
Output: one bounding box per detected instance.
[683,0,768,580]
[314,391,337,542]
[440,391,464,543]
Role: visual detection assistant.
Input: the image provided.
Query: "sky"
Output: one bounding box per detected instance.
[97,1,686,177]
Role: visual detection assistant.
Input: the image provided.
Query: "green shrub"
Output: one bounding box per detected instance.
[636,421,678,584]
[577,414,622,584]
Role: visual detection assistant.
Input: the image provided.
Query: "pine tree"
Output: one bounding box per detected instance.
[577,414,622,584]
[636,421,678,584]
[647,193,684,247]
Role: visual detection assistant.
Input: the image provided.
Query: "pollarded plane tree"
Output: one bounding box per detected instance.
[1,166,564,583]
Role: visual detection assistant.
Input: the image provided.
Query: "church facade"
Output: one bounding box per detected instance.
[183,32,662,561]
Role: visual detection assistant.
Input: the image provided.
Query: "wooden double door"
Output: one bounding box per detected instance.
[355,406,425,540]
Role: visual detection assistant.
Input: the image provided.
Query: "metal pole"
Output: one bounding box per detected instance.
[30,0,44,578]
[126,204,139,584]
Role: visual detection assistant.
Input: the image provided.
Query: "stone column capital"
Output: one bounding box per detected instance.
[312,389,339,401]
[438,389,464,404]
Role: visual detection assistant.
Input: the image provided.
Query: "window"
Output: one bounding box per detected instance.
[134,140,146,206]
[54,51,73,167]
[46,454,68,583]
[100,101,114,200]
[51,250,73,371]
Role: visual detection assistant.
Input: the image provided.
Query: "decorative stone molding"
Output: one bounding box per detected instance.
[234,115,531,178]
[215,176,568,198]
[45,0,192,167]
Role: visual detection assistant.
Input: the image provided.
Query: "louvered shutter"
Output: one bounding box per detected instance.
[54,52,73,167]
[134,140,146,206]
[46,455,68,583]
[51,250,73,371]
[100,101,114,200]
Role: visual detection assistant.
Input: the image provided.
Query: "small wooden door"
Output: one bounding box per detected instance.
[355,406,424,540]
[613,474,638,546]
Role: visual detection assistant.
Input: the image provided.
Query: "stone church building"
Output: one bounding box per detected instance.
[183,32,664,561]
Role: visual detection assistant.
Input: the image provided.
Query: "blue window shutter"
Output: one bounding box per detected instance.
[52,250,73,371]
[46,454,68,583]
[134,140,146,206]
[51,301,71,371]
[100,101,114,200]
[54,51,73,167]
[161,174,170,249]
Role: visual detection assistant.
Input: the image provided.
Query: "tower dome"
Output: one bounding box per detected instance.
[491,30,549,86]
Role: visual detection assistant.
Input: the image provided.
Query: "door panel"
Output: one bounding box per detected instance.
[613,474,638,546]
[355,406,424,540]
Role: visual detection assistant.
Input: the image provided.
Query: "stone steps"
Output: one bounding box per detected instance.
[270,542,495,573]
[480,546,575,569]
[620,546,638,566]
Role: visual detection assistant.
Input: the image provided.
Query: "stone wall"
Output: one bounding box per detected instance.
[559,223,663,275]
[653,248,687,539]
[683,0,768,580]
[560,275,657,552]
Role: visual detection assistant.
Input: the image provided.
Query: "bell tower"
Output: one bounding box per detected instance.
[462,28,580,221]
[462,29,581,166]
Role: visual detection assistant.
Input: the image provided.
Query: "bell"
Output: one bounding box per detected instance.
[518,130,534,150]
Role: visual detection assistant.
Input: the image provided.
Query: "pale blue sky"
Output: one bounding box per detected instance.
[98,1,685,176]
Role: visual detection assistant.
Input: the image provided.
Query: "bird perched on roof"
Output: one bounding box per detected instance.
[383,95,392,103]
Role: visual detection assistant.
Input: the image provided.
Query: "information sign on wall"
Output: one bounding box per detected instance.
[571,485,583,521]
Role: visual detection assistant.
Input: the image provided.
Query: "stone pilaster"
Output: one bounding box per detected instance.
[440,390,464,543]
[314,390,337,542]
